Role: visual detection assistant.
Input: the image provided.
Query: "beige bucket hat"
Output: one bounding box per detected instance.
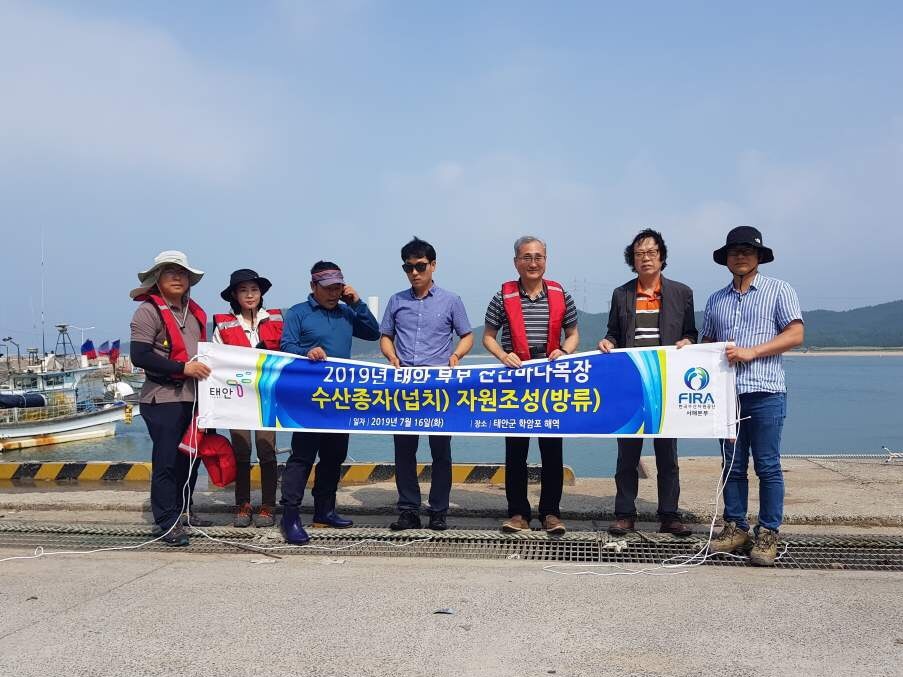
[129,250,204,299]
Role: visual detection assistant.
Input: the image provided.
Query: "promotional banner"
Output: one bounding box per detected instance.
[198,342,736,439]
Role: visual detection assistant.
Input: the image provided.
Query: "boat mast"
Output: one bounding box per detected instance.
[40,230,46,357]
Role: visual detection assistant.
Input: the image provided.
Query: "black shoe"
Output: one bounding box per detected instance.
[182,512,213,527]
[390,510,422,531]
[160,525,190,547]
[428,512,448,531]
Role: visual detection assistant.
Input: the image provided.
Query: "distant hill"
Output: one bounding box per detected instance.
[117,300,903,356]
[353,299,903,356]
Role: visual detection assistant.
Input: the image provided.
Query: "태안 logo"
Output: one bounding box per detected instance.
[683,367,710,391]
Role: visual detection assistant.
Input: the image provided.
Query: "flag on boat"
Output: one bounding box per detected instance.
[98,341,110,357]
[108,339,121,365]
[80,340,97,360]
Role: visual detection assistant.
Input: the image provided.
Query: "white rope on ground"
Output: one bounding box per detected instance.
[544,396,786,577]
[0,356,430,564]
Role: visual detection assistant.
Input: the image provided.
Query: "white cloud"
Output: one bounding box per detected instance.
[0,1,268,182]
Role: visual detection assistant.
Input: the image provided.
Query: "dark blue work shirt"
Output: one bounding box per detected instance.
[281,294,380,359]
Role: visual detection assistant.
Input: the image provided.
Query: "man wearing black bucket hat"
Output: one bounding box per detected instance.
[701,226,804,566]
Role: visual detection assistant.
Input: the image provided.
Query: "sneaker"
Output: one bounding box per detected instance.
[659,518,693,537]
[253,505,275,528]
[501,515,530,533]
[428,512,448,531]
[542,515,567,535]
[608,518,635,536]
[390,510,422,531]
[709,521,753,554]
[160,524,189,547]
[749,527,779,567]
[234,502,253,528]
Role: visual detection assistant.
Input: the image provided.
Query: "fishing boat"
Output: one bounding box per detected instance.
[0,327,131,452]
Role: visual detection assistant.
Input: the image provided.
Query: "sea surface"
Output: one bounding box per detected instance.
[3,356,901,477]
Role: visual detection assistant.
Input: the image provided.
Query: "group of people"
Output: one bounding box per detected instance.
[129,224,803,566]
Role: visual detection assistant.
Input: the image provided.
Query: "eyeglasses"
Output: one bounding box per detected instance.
[159,267,188,278]
[726,247,757,258]
[516,255,546,263]
[633,249,660,259]
[402,262,430,273]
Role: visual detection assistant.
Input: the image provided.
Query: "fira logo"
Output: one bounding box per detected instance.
[679,392,715,404]
[683,367,710,391]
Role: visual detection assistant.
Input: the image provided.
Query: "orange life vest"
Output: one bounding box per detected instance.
[501,279,566,361]
[213,310,284,350]
[135,293,207,380]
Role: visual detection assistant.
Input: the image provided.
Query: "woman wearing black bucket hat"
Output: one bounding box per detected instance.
[212,269,284,528]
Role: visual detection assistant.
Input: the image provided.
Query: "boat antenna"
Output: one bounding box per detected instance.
[41,230,46,356]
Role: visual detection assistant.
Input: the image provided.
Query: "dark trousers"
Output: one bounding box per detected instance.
[280,432,348,508]
[614,437,680,519]
[393,434,452,514]
[504,436,563,521]
[142,401,199,530]
[230,429,277,507]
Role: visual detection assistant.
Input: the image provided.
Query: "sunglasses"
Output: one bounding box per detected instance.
[402,262,430,273]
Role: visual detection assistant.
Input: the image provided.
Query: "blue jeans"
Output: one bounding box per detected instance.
[720,392,786,532]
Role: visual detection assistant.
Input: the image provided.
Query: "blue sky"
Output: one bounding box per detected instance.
[1,1,901,349]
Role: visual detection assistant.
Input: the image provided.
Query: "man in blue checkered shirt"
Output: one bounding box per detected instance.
[701,226,804,566]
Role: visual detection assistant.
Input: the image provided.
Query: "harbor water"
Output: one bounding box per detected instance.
[3,356,901,477]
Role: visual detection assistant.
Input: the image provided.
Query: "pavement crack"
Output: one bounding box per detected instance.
[0,559,173,643]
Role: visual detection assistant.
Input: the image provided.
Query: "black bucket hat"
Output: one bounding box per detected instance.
[220,269,272,302]
[713,226,775,266]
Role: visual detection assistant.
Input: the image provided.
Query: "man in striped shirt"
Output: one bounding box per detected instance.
[701,226,804,566]
[600,229,698,537]
[483,236,580,534]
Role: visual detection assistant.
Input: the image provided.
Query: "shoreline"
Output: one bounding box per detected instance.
[349,349,903,360]
[787,350,903,357]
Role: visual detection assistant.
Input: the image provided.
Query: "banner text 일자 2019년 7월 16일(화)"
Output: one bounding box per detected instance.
[197,342,737,439]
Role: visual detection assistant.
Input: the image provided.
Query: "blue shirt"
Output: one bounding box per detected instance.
[701,273,803,394]
[281,294,380,359]
[380,284,472,366]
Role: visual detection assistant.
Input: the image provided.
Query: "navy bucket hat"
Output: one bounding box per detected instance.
[713,226,775,266]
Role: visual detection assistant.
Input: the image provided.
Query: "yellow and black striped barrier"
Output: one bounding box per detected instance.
[0,462,575,486]
[0,462,153,482]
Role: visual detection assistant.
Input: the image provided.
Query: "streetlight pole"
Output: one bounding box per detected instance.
[2,337,21,371]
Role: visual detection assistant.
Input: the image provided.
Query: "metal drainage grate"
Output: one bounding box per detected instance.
[0,522,901,571]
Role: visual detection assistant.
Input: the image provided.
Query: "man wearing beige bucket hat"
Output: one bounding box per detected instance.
[129,251,212,546]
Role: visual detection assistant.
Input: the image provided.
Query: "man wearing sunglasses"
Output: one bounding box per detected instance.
[380,237,474,531]
[483,236,580,534]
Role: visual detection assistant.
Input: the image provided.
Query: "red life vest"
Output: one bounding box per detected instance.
[501,279,566,361]
[135,293,207,379]
[213,310,284,350]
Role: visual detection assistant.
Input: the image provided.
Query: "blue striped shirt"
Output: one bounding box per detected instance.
[701,273,803,394]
